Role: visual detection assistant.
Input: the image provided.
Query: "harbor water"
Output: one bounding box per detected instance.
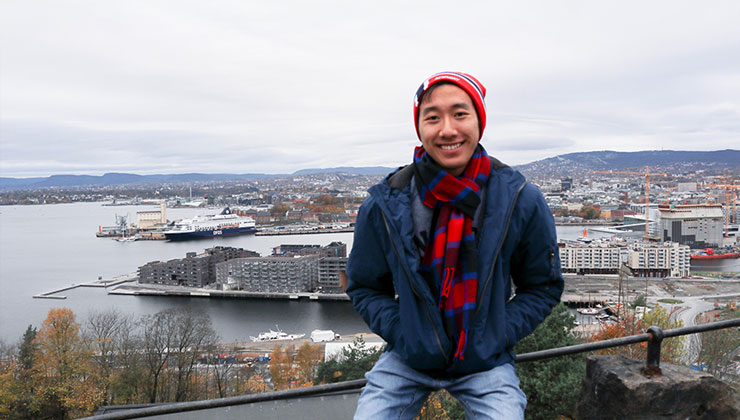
[0,203,736,343]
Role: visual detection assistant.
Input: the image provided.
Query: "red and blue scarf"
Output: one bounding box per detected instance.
[414,145,490,361]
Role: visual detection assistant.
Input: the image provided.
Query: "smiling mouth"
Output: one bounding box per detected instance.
[440,143,462,151]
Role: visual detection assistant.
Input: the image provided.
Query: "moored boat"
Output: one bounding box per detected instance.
[690,248,740,260]
[249,327,305,342]
[163,207,256,241]
[577,307,601,315]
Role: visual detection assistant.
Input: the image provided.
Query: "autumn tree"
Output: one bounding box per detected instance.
[579,205,600,220]
[294,342,323,386]
[270,203,290,219]
[269,345,295,390]
[244,373,269,394]
[589,304,685,364]
[34,308,103,419]
[0,338,19,419]
[311,194,345,213]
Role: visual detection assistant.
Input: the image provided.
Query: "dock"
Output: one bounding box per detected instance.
[255,227,353,236]
[108,283,350,301]
[33,273,138,299]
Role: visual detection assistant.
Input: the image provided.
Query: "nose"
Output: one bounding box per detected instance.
[439,115,457,137]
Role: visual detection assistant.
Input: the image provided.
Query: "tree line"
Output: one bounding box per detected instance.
[0,306,266,419]
[0,301,737,420]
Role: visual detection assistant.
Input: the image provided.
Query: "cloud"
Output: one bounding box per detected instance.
[1,1,740,177]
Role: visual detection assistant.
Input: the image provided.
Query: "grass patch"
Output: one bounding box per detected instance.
[658,298,683,304]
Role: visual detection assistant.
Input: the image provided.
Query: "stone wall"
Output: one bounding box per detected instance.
[576,355,739,420]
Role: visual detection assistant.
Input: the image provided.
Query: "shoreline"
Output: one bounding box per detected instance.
[109,280,350,301]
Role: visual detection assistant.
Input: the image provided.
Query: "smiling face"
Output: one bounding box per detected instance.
[417,83,481,176]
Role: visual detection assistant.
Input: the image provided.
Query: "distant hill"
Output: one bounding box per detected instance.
[0,167,394,191]
[292,166,394,176]
[2,150,736,190]
[515,149,740,178]
[0,172,278,191]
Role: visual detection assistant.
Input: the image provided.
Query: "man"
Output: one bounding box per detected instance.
[345,72,564,419]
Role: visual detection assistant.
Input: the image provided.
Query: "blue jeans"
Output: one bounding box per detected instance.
[354,351,526,420]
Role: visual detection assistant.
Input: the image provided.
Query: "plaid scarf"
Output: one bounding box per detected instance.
[414,145,490,361]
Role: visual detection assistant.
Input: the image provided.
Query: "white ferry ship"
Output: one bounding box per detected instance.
[163,208,256,241]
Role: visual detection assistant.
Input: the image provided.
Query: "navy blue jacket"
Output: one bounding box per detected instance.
[346,161,564,375]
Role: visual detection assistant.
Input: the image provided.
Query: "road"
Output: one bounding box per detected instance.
[653,292,740,365]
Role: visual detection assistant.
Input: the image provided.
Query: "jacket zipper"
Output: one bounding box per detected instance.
[549,250,556,289]
[473,180,527,322]
[381,212,447,361]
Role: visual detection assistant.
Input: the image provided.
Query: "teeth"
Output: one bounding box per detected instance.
[441,143,462,150]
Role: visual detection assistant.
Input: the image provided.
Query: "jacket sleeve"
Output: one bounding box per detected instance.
[504,183,564,346]
[345,199,403,347]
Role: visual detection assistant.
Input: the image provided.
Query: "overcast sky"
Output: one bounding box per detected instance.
[1,1,739,178]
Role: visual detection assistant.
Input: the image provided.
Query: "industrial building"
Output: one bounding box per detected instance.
[136,203,167,229]
[658,204,724,249]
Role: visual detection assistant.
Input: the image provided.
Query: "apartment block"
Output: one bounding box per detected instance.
[216,255,320,293]
[559,240,690,278]
[559,242,628,275]
[138,246,258,287]
[627,242,691,278]
[318,257,348,292]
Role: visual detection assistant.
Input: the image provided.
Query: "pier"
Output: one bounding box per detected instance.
[108,283,350,301]
[33,273,138,299]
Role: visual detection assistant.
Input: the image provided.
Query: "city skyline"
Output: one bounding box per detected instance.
[2,1,740,178]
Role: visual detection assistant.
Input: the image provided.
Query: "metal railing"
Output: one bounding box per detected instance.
[79,318,740,420]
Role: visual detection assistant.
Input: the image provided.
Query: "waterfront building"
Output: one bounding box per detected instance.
[627,241,690,278]
[658,204,724,249]
[318,257,348,292]
[216,255,319,293]
[138,246,258,287]
[559,241,628,275]
[558,239,690,278]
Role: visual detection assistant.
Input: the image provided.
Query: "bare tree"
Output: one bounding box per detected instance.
[170,307,218,402]
[140,307,218,403]
[85,309,135,404]
[207,345,238,398]
[141,308,179,403]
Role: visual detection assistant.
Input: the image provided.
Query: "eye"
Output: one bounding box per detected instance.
[455,111,469,118]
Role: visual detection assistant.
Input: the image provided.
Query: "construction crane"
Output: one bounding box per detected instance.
[591,167,670,238]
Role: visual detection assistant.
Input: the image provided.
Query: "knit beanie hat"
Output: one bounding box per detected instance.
[413,71,487,139]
